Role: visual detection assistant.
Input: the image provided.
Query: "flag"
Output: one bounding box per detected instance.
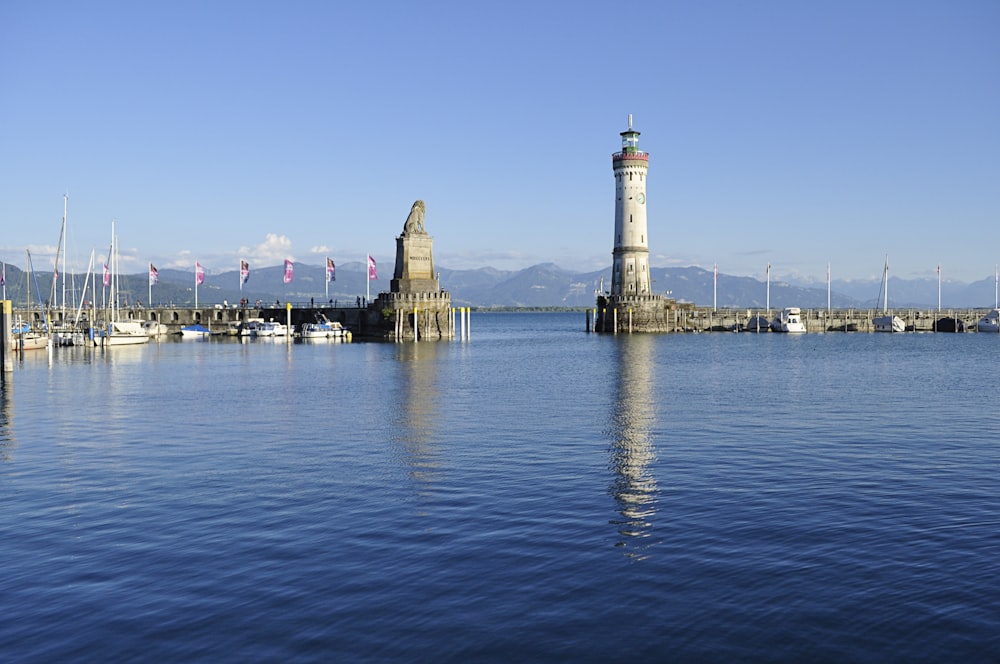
[1,262,5,287]
[283,259,294,284]
[326,257,335,282]
[196,262,205,286]
[149,263,159,285]
[367,255,377,280]
[240,259,250,285]
[103,263,110,287]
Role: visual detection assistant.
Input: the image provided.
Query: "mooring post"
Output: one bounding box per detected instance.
[1,300,10,375]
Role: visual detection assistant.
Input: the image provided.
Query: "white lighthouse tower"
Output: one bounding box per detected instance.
[611,114,651,297]
[597,115,674,333]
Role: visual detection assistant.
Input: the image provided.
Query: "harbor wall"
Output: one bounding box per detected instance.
[589,306,999,333]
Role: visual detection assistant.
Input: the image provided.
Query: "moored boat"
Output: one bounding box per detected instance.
[771,307,806,333]
[299,314,349,340]
[180,324,211,338]
[9,319,49,351]
[873,255,904,333]
[744,315,771,333]
[143,320,169,337]
[94,221,149,348]
[976,309,1000,333]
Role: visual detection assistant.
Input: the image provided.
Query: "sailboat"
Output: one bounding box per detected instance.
[10,250,50,351]
[873,255,905,333]
[50,194,87,346]
[93,220,149,347]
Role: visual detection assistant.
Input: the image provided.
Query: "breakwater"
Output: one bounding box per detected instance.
[589,306,998,333]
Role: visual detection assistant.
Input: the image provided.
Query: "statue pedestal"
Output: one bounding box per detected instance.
[391,234,438,294]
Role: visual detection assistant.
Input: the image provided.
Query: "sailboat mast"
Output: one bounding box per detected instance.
[883,256,889,313]
[62,193,68,313]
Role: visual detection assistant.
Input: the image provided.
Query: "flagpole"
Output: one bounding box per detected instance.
[766,263,771,314]
[2,262,5,301]
[195,263,199,309]
[827,261,831,315]
[148,264,152,307]
[713,262,717,312]
[366,254,370,305]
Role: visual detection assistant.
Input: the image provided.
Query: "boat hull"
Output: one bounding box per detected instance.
[873,315,905,333]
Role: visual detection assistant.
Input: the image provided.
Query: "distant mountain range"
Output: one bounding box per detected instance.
[4,262,997,310]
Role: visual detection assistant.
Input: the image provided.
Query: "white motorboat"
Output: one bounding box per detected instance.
[253,321,287,337]
[771,307,806,333]
[180,324,211,338]
[299,313,349,340]
[300,320,349,341]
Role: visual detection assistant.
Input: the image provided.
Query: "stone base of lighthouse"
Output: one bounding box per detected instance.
[373,291,454,341]
[596,294,689,333]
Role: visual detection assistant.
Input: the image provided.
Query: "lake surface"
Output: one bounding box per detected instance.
[2,313,998,661]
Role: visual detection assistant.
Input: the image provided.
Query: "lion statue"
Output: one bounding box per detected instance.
[403,200,426,235]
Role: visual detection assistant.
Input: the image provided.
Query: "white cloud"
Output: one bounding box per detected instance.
[310,245,330,254]
[236,233,295,265]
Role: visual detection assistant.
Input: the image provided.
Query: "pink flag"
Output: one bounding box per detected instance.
[196,262,205,285]
[283,259,294,284]
[103,263,110,287]
[240,259,250,285]
[368,255,377,280]
[149,263,159,285]
[326,257,335,282]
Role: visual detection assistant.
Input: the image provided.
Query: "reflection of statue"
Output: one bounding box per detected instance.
[403,200,426,235]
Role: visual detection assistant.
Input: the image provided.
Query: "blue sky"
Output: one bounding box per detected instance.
[2,1,998,284]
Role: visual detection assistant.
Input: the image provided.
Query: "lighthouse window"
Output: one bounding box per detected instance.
[630,215,632,223]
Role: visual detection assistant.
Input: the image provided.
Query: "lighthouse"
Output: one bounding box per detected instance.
[611,115,651,297]
[596,116,675,333]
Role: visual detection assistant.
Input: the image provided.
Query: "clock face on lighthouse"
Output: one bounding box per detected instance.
[636,192,645,204]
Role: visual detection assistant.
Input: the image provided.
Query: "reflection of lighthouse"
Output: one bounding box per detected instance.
[607,335,659,557]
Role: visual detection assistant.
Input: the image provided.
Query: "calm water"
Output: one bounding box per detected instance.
[2,313,998,662]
